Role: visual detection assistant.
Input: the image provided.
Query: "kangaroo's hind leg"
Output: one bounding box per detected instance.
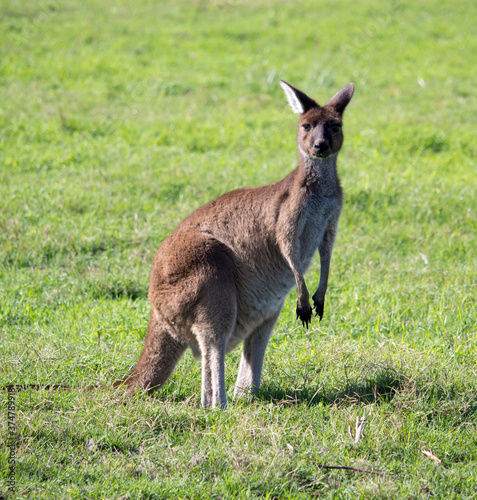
[115,309,186,394]
[197,335,228,408]
[234,310,281,398]
[193,290,237,408]
[192,244,238,408]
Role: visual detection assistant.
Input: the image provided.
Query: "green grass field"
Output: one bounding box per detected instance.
[1,0,476,498]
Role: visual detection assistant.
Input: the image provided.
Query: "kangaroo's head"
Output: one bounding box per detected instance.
[280,80,354,161]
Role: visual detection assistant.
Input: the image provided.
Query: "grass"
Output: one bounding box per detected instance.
[0,0,476,497]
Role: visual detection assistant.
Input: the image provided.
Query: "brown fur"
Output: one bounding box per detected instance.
[115,81,355,407]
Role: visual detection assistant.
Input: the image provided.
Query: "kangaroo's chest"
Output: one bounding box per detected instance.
[298,194,341,267]
[234,198,340,319]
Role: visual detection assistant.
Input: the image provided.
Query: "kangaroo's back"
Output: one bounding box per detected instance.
[115,80,355,408]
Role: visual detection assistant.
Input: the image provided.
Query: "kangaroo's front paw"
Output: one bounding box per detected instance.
[312,294,325,321]
[296,302,313,328]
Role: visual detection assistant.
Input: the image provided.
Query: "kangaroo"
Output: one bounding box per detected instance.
[115,80,355,408]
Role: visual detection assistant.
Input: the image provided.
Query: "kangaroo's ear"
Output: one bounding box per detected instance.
[279,80,319,114]
[326,83,355,115]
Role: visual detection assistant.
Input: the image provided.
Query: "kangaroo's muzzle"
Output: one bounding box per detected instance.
[313,140,330,157]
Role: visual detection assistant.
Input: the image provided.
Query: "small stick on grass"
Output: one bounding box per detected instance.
[421,449,441,464]
[314,462,386,476]
[348,408,367,443]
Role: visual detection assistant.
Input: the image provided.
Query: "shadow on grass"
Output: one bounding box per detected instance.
[147,364,409,407]
[256,365,408,407]
[148,364,477,422]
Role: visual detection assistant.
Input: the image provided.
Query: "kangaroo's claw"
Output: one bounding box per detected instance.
[296,303,313,328]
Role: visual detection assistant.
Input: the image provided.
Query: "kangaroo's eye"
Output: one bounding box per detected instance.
[331,124,341,132]
[302,124,311,131]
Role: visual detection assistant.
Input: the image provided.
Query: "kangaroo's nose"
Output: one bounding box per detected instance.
[313,140,329,155]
